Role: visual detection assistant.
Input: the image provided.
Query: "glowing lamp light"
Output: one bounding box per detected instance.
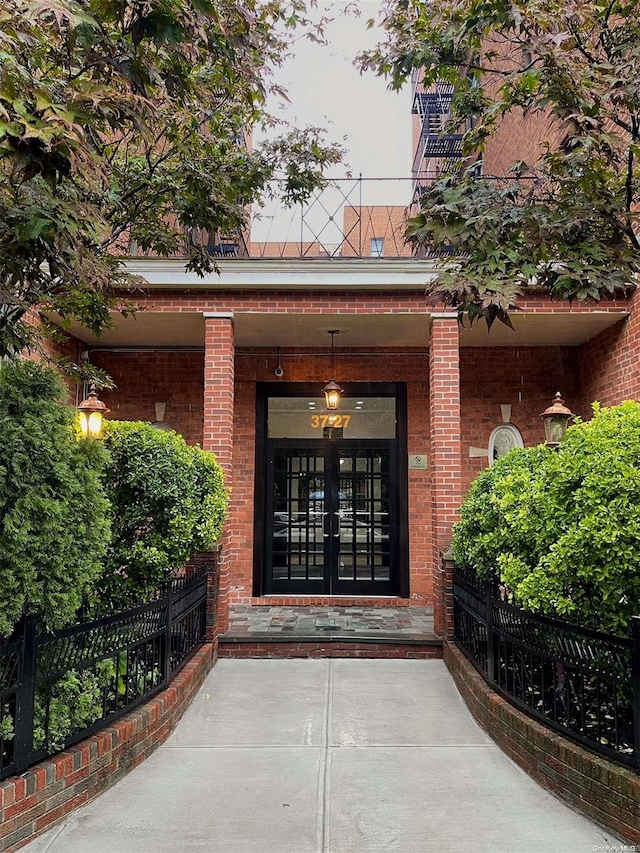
[78,385,110,438]
[323,379,343,411]
[540,392,573,448]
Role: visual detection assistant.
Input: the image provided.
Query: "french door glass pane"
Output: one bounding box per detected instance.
[272,449,325,582]
[337,449,391,583]
[267,443,395,593]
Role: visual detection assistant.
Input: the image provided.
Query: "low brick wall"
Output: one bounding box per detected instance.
[445,640,640,843]
[219,640,443,659]
[0,643,216,853]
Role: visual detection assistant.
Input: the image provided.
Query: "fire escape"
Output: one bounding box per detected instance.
[410,85,464,257]
[411,85,464,199]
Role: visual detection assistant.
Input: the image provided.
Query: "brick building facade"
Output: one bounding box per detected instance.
[59,256,635,635]
[54,79,640,636]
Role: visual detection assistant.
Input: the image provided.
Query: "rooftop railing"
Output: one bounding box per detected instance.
[248,176,422,260]
[128,177,445,262]
[130,174,537,262]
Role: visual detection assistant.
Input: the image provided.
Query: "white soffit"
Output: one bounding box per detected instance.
[235,313,430,348]
[459,311,628,347]
[71,309,629,349]
[80,312,206,347]
[76,312,432,349]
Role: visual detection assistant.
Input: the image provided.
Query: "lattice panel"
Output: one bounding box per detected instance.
[453,579,486,621]
[454,600,489,675]
[36,604,165,682]
[171,575,208,621]
[0,640,22,692]
[492,602,632,679]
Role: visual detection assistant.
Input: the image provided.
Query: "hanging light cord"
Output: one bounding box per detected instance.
[329,329,338,378]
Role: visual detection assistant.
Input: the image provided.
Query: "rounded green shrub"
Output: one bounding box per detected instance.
[452,444,552,581]
[0,360,110,637]
[453,401,640,634]
[97,421,228,605]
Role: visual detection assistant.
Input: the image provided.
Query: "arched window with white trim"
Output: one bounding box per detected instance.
[488,423,524,463]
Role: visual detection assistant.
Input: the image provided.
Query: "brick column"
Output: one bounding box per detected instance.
[203,313,234,637]
[429,315,461,637]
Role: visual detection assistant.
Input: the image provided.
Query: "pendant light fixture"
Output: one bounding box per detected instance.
[322,330,343,411]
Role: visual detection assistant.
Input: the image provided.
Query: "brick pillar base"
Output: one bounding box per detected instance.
[183,548,220,643]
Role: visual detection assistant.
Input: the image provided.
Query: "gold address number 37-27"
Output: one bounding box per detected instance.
[311,414,352,429]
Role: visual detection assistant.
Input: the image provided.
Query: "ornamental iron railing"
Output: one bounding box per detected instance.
[453,567,639,768]
[0,559,214,781]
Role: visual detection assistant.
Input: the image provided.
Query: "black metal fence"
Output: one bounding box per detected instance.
[453,566,640,768]
[0,562,212,781]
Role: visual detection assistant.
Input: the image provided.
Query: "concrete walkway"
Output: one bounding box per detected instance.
[24,659,619,853]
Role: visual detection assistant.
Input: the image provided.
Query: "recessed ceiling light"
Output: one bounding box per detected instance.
[356,401,364,405]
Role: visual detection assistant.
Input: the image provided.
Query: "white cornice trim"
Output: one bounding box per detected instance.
[123,257,439,291]
[203,312,234,320]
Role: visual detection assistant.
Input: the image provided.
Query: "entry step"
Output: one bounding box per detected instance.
[218,634,443,659]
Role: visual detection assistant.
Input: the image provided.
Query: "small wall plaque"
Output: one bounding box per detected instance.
[409,454,428,470]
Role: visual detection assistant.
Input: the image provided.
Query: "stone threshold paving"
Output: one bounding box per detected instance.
[224,605,437,642]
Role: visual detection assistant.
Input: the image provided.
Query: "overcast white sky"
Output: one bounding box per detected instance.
[252,1,412,242]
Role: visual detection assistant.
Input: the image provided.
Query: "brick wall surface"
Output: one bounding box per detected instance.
[251,241,328,258]
[24,313,82,400]
[473,40,564,179]
[483,108,561,177]
[129,289,628,316]
[341,206,412,258]
[90,351,205,445]
[218,641,443,659]
[578,289,640,410]
[460,345,581,493]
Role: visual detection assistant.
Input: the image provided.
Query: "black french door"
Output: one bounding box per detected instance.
[263,441,398,595]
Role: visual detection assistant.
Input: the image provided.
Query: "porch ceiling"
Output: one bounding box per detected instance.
[71,309,629,351]
[458,310,628,347]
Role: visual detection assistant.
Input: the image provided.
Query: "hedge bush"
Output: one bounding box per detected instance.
[0,360,110,637]
[453,401,640,635]
[96,421,228,606]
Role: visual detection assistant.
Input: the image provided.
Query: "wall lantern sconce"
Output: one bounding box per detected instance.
[540,392,573,448]
[322,330,343,411]
[77,384,110,438]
